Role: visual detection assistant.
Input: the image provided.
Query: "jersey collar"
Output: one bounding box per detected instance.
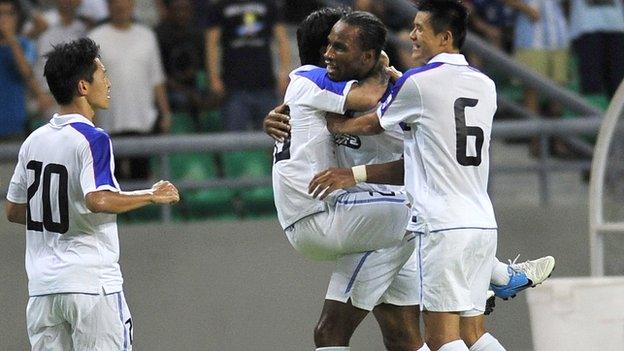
[49,113,95,128]
[427,53,468,66]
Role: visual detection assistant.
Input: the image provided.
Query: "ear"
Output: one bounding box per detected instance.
[363,49,375,64]
[77,79,89,97]
[442,30,454,48]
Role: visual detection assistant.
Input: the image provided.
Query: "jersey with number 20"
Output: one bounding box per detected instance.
[378,53,498,233]
[7,114,123,296]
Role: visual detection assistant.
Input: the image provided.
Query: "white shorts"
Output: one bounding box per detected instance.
[417,228,497,317]
[27,291,133,351]
[325,233,420,311]
[285,191,411,261]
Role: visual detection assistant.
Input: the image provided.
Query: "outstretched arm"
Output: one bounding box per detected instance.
[86,180,179,214]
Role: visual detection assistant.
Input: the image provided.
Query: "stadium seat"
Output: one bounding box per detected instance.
[169,152,236,220]
[221,150,275,217]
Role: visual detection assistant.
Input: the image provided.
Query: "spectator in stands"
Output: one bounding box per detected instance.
[25,0,107,38]
[0,0,49,139]
[156,0,207,125]
[353,0,413,71]
[89,0,171,180]
[204,0,291,131]
[512,0,568,112]
[465,0,516,53]
[34,0,88,118]
[510,0,570,156]
[569,0,624,99]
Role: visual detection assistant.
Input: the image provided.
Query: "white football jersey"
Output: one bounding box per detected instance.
[7,114,123,296]
[272,65,356,229]
[335,116,404,195]
[378,53,498,232]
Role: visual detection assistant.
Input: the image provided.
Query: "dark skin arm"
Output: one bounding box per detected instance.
[325,111,384,135]
[308,159,405,200]
[263,104,291,142]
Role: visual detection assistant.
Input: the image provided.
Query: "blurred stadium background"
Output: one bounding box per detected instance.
[2,0,624,349]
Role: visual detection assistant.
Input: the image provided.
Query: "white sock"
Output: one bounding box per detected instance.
[418,343,431,351]
[469,333,506,351]
[315,347,350,351]
[438,340,469,351]
[490,257,510,285]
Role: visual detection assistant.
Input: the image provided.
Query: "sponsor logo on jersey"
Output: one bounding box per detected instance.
[333,134,361,149]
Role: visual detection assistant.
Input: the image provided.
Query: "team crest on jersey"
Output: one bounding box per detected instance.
[333,134,361,149]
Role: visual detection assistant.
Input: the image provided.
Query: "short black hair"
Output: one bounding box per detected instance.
[43,38,100,105]
[417,0,468,49]
[339,11,387,61]
[297,7,350,66]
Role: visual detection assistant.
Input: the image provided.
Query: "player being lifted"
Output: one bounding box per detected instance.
[5,38,179,350]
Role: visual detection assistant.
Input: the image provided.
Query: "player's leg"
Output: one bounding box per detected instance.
[372,240,427,350]
[419,229,497,351]
[69,291,133,350]
[373,304,426,351]
[26,295,73,351]
[286,191,411,261]
[330,191,411,253]
[314,299,369,349]
[490,256,555,300]
[459,315,505,351]
[423,311,467,351]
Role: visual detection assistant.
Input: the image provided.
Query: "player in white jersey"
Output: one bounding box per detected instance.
[305,1,551,350]
[5,38,179,351]
[269,9,429,351]
[273,12,410,261]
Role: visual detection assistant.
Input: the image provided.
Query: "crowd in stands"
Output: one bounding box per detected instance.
[2,0,624,152]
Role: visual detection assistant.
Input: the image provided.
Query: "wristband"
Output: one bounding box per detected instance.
[352,165,367,184]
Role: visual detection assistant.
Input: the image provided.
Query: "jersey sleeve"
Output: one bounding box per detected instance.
[377,76,422,130]
[292,68,356,114]
[6,143,28,204]
[78,130,120,196]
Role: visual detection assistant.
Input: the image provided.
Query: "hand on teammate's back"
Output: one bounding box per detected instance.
[263,104,291,142]
[308,168,357,200]
[151,180,180,204]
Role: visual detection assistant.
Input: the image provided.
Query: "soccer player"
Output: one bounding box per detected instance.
[271,9,427,351]
[5,38,179,351]
[303,1,556,350]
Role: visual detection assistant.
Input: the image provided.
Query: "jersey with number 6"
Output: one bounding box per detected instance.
[378,53,497,233]
[6,114,123,296]
[272,65,356,229]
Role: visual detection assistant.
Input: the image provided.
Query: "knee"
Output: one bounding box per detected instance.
[314,318,351,347]
[382,327,424,351]
[460,323,486,347]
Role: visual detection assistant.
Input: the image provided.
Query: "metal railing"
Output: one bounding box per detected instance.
[0,117,601,221]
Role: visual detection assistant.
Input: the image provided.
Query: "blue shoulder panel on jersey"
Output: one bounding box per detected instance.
[380,62,444,116]
[295,67,350,96]
[70,122,115,188]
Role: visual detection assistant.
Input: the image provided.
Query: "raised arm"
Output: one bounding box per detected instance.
[344,54,389,111]
[85,180,179,214]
